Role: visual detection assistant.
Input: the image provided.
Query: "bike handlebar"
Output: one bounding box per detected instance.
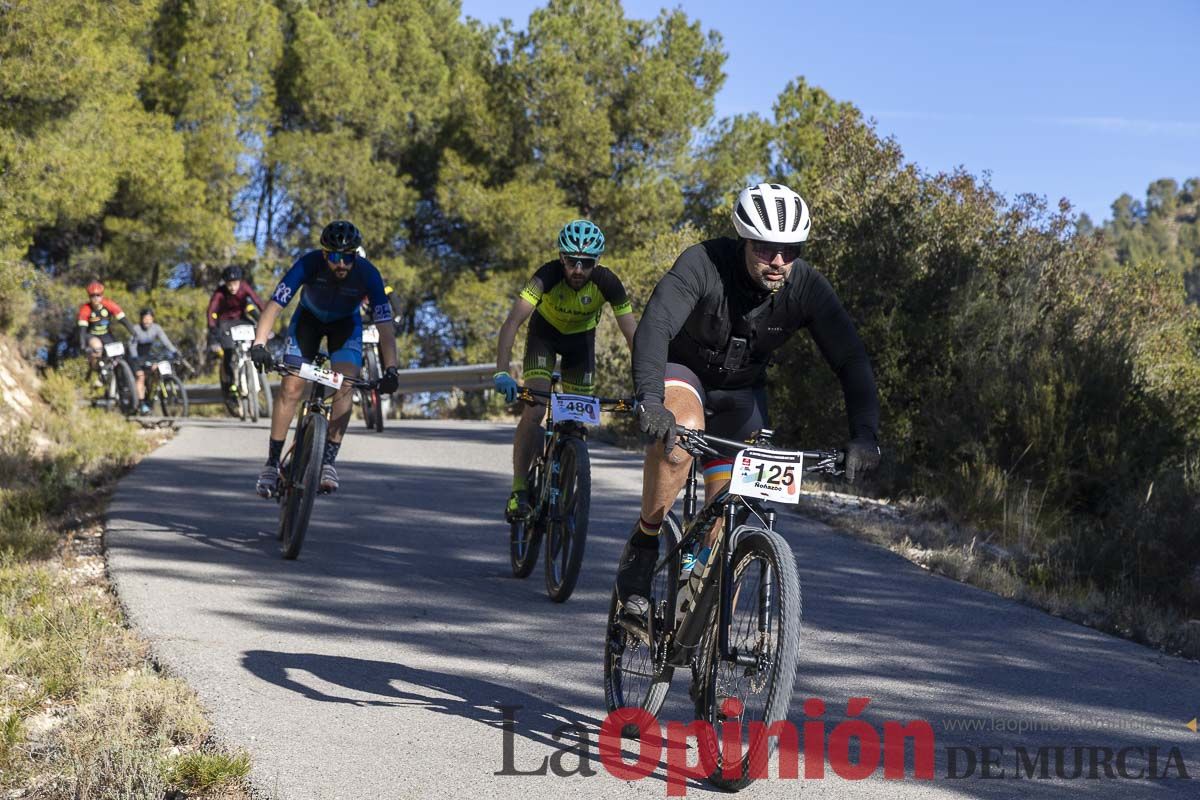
[673,426,845,475]
[270,360,378,390]
[516,386,635,411]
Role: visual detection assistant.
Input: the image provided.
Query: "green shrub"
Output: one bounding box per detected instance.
[0,258,36,336]
[769,115,1200,615]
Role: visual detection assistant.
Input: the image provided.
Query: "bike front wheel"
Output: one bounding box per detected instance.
[113,360,138,416]
[255,366,272,420]
[603,513,682,728]
[240,360,259,422]
[693,527,802,791]
[158,375,189,418]
[278,413,326,559]
[509,462,543,578]
[544,436,590,602]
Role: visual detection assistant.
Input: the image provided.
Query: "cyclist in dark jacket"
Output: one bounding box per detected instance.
[208,266,264,408]
[616,183,882,615]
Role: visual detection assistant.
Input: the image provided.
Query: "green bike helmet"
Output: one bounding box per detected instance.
[557,219,605,256]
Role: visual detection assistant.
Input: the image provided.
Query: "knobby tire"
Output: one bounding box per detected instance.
[159,375,189,418]
[544,436,590,602]
[603,513,682,730]
[113,360,137,416]
[693,527,802,791]
[279,413,326,560]
[509,462,543,578]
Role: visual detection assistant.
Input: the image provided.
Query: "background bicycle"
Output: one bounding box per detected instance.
[603,426,843,791]
[227,322,272,422]
[93,340,137,416]
[356,321,387,432]
[509,378,633,602]
[138,351,189,418]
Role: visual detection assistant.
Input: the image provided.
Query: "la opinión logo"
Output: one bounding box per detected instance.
[498,697,935,796]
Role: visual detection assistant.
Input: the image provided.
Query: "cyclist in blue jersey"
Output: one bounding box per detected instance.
[248,221,401,495]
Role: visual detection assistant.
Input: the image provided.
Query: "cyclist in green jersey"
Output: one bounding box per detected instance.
[494,220,638,521]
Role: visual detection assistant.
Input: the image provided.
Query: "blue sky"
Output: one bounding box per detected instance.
[459,0,1199,224]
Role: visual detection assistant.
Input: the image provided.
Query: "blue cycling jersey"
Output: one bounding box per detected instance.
[270,250,393,324]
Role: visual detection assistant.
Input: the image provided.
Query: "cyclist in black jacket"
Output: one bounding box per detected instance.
[616,183,882,615]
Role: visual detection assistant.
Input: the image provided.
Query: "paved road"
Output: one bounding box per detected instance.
[107,419,1200,799]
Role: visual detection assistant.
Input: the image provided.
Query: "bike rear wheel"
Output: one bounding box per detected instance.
[158,375,189,418]
[371,388,384,432]
[694,527,802,791]
[509,462,543,578]
[112,360,137,416]
[603,513,682,730]
[278,413,326,559]
[544,436,590,602]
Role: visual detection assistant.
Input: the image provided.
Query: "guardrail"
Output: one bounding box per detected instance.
[184,363,502,405]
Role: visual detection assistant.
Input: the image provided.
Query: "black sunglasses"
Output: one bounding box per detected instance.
[749,241,802,263]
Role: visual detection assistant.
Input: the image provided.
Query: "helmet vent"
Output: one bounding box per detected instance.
[774,198,787,232]
[751,195,770,229]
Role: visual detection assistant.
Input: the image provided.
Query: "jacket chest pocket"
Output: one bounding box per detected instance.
[689,295,731,347]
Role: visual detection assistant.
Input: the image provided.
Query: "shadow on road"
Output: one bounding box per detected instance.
[107,420,1200,798]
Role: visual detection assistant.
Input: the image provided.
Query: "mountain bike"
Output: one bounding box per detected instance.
[509,378,633,602]
[603,427,844,791]
[357,322,385,432]
[227,323,272,422]
[95,340,137,416]
[268,355,376,560]
[139,352,189,418]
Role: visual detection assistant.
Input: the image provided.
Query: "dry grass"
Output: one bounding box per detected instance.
[0,364,255,798]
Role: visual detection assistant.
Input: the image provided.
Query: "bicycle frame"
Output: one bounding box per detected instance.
[650,430,841,669]
[274,356,373,495]
[232,342,261,398]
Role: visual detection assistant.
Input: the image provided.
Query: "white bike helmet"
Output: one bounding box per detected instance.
[732,183,811,243]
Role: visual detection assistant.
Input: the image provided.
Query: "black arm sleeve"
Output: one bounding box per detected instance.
[802,273,881,442]
[631,249,708,402]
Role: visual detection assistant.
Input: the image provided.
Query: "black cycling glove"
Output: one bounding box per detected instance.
[249,344,273,370]
[377,366,400,395]
[637,400,677,454]
[845,439,881,483]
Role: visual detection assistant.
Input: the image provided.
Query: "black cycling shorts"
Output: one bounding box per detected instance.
[664,362,768,443]
[283,306,363,369]
[522,312,595,394]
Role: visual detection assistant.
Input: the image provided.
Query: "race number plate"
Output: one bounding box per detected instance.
[298,362,344,390]
[157,360,173,375]
[550,393,600,425]
[103,341,125,357]
[230,324,256,342]
[361,325,380,344]
[730,448,804,504]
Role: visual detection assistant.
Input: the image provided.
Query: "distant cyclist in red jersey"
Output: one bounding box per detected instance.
[77,281,136,372]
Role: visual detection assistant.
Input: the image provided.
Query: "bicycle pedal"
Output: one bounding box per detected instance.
[616,612,651,646]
